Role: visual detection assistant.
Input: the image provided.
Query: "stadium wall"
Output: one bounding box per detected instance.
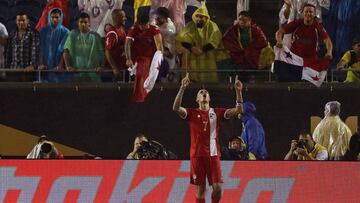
[0,83,359,159]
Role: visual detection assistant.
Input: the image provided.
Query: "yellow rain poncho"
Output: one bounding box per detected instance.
[176,3,223,82]
[313,101,352,160]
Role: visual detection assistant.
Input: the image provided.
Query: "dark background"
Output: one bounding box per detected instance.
[0,83,359,160]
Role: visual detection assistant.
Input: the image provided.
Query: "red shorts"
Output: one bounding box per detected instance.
[190,156,223,185]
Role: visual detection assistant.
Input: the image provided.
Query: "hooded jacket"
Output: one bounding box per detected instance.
[39,8,69,69]
[240,102,268,159]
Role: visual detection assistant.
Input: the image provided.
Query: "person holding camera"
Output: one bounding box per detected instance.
[284,131,328,160]
[126,134,148,159]
[27,135,63,159]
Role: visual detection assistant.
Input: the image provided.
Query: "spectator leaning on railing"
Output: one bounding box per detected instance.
[38,8,69,83]
[104,9,127,82]
[63,12,104,82]
[336,37,360,83]
[222,11,268,69]
[5,13,40,82]
[176,2,222,83]
[284,131,328,160]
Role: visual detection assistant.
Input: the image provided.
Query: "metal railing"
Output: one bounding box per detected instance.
[0,68,357,84]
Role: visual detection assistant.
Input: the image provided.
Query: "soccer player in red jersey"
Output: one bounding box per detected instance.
[173,73,243,203]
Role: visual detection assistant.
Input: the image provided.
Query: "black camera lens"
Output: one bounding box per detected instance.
[41,143,52,154]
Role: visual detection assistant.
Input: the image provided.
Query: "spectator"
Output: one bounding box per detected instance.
[336,37,360,83]
[275,3,333,59]
[36,0,69,30]
[155,7,178,82]
[239,102,268,160]
[284,131,328,160]
[27,135,64,159]
[39,8,69,83]
[176,2,222,83]
[278,0,330,48]
[127,134,148,159]
[223,11,268,69]
[149,0,186,32]
[104,9,127,82]
[5,13,39,82]
[78,0,124,37]
[343,131,360,161]
[125,12,163,102]
[221,136,256,160]
[279,0,329,24]
[313,101,352,160]
[63,12,104,82]
[0,22,8,69]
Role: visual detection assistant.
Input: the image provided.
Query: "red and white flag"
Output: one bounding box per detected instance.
[129,51,163,102]
[144,50,163,93]
[273,46,330,87]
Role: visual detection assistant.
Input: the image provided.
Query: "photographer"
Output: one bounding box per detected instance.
[127,134,148,159]
[284,131,328,160]
[126,134,176,160]
[27,135,63,159]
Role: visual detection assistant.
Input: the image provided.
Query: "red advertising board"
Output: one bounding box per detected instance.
[0,160,359,202]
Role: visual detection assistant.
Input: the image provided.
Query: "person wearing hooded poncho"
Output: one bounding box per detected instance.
[313,101,352,160]
[176,2,222,83]
[240,102,268,160]
[36,0,69,31]
[39,8,69,83]
[63,12,104,82]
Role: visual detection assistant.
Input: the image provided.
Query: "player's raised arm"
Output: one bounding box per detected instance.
[173,73,190,118]
[225,76,243,118]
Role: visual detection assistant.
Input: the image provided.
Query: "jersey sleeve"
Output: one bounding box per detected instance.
[127,26,136,40]
[282,19,301,34]
[216,108,228,120]
[105,32,117,50]
[316,23,330,40]
[151,25,161,36]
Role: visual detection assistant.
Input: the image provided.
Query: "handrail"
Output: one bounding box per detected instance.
[0,68,355,84]
[0,68,273,83]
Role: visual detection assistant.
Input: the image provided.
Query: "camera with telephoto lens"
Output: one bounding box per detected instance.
[297,140,307,149]
[136,140,177,159]
[41,142,53,154]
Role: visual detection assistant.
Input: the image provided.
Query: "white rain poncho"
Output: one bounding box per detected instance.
[313,101,352,160]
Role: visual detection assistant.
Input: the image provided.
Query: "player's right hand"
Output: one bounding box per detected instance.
[181,73,190,88]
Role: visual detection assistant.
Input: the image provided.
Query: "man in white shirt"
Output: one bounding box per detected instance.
[155,7,178,82]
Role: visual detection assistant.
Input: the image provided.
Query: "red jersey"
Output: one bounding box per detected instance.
[105,25,127,70]
[282,19,329,58]
[127,24,160,59]
[184,108,228,158]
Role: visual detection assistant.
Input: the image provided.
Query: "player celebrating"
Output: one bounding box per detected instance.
[173,73,243,203]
